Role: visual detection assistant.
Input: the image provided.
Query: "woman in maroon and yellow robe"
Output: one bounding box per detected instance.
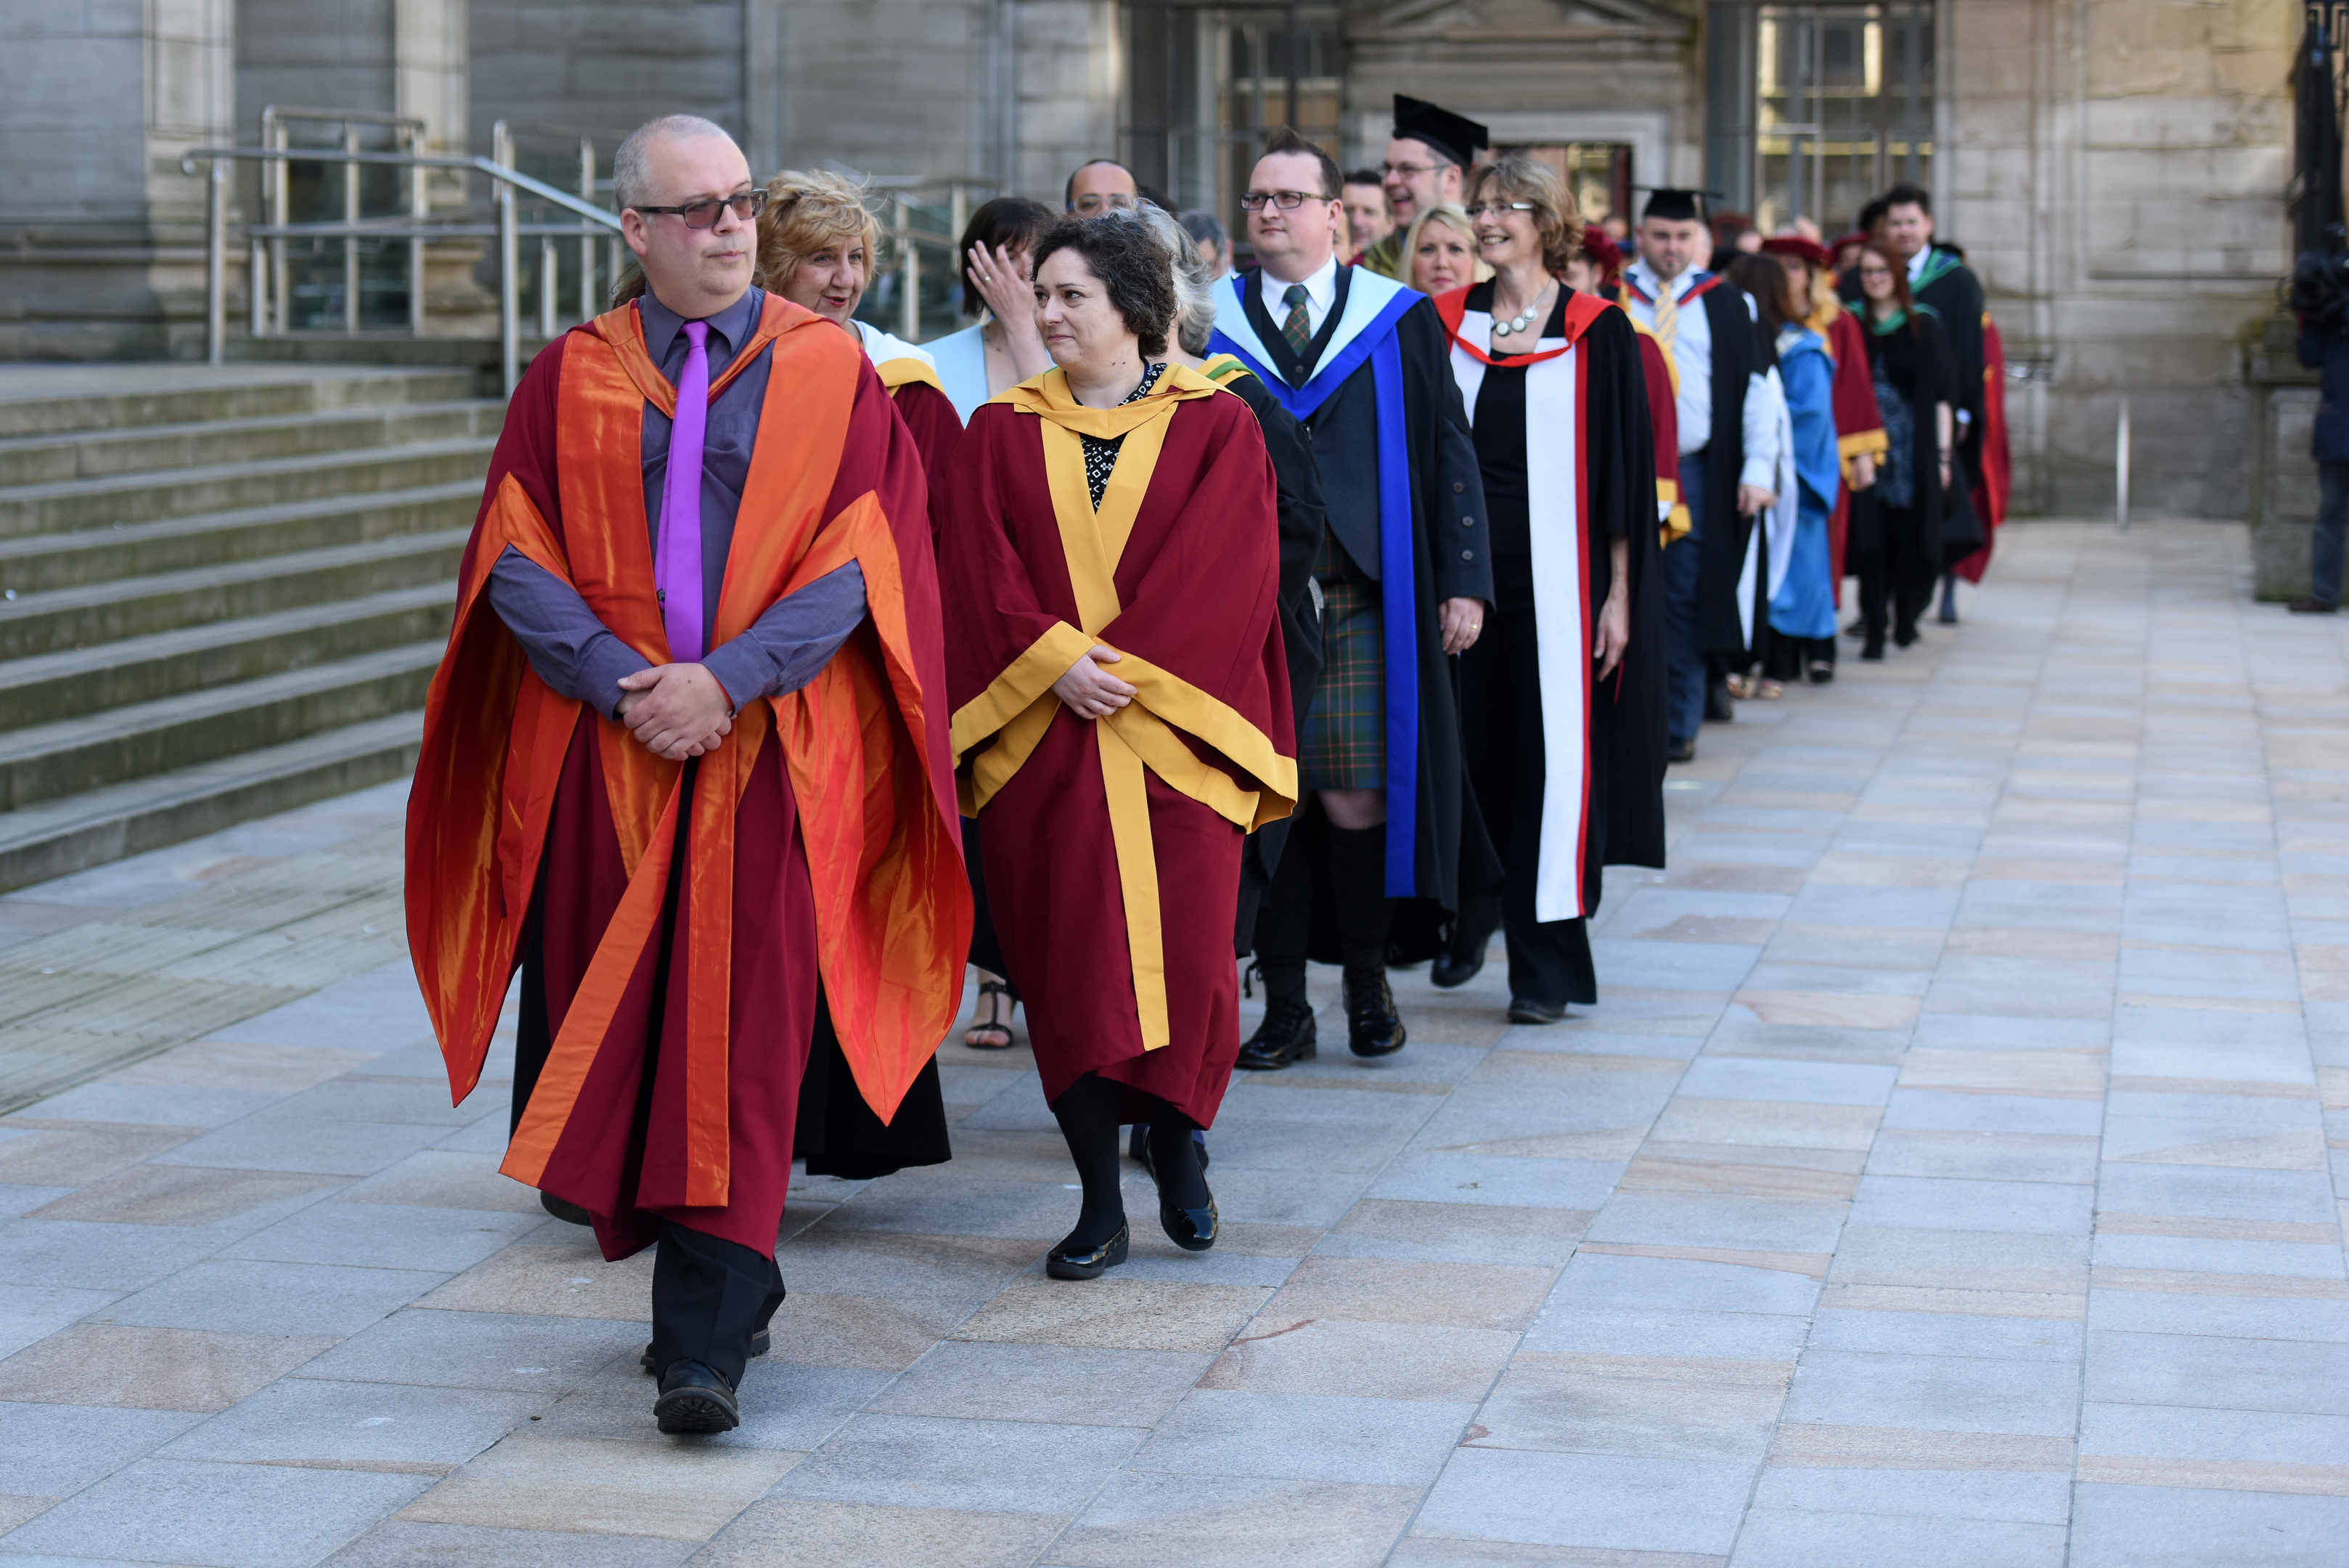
[940,215,1293,1280]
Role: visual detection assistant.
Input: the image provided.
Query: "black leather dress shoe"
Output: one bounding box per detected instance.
[642,1327,769,1376]
[654,1360,740,1434]
[1159,1190,1218,1251]
[539,1191,591,1225]
[1235,1001,1317,1071]
[1430,931,1490,989]
[1345,973,1406,1057]
[1667,735,1696,764]
[1508,997,1566,1025]
[1704,676,1735,722]
[1046,1223,1129,1281]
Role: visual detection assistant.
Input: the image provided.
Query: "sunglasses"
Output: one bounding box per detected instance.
[632,190,767,229]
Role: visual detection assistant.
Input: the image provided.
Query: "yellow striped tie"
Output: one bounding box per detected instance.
[1651,281,1679,358]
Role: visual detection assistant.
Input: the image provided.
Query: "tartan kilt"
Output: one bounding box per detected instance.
[1301,575,1384,791]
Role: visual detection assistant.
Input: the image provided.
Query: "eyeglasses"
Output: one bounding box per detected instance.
[1240,189,1334,211]
[1071,192,1138,214]
[1381,161,1444,179]
[1464,202,1537,219]
[632,190,766,229]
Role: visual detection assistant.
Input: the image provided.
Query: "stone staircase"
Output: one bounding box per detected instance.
[0,365,500,891]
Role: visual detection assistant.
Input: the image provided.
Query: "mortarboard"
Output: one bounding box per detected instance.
[1392,96,1489,170]
[1638,187,1717,224]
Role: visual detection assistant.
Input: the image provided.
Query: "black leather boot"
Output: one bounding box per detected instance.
[1236,1000,1318,1070]
[1345,970,1406,1057]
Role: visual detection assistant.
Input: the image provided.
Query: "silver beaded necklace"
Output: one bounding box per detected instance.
[1490,279,1556,340]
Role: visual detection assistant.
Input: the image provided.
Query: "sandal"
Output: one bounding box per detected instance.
[963,978,1016,1050]
[1753,678,1785,700]
[1723,672,1754,701]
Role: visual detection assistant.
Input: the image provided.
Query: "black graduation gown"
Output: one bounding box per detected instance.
[1212,363,1328,950]
[1855,306,1958,570]
[1230,267,1496,955]
[1689,283,1773,658]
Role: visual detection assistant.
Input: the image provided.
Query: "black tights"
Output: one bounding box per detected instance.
[1050,1071,1206,1248]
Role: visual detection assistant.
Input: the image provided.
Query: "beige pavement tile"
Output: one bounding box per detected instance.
[1212,1222,1325,1257]
[1257,1257,1556,1332]
[1201,1314,1516,1400]
[1634,915,1779,945]
[955,1280,1270,1353]
[1768,1424,2074,1470]
[2106,1076,2318,1101]
[2109,1130,2329,1171]
[1867,1130,2100,1183]
[882,1129,1077,1183]
[0,1125,201,1185]
[2074,1455,2349,1495]
[1831,1226,2088,1297]
[398,1432,798,1541]
[1047,1471,1421,1568]
[113,1040,374,1093]
[772,1292,976,1368]
[1648,1098,1881,1151]
[1619,1146,1863,1202]
[338,1149,546,1212]
[25,1164,339,1226]
[2095,1214,2342,1244]
[1667,865,1807,894]
[1763,924,1949,971]
[1971,857,2125,883]
[1731,991,1921,1030]
[1471,1353,1792,1461]
[0,1495,57,1532]
[2089,1268,2349,1299]
[1578,1242,1829,1279]
[1897,1048,2107,1099]
[1809,854,1972,889]
[1388,1543,1727,1567]
[1948,928,2120,961]
[418,1242,657,1320]
[697,1499,1062,1567]
[1327,1199,1593,1265]
[0,1323,334,1410]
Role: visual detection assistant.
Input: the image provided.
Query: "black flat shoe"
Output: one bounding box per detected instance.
[654,1360,739,1434]
[540,1191,592,1225]
[1159,1191,1219,1251]
[1344,972,1406,1057]
[1807,661,1835,685]
[1667,735,1696,764]
[1046,1223,1129,1281]
[1235,1001,1317,1071]
[1430,931,1490,989]
[1704,677,1736,722]
[1508,997,1566,1025]
[642,1327,769,1375]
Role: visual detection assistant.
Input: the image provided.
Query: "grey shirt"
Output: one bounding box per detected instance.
[486,286,867,715]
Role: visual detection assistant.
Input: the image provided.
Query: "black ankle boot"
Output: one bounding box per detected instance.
[1237,1000,1317,1070]
[1344,970,1406,1057]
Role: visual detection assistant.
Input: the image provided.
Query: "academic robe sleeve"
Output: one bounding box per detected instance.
[1408,299,1495,609]
[1827,311,1887,475]
[890,380,965,518]
[1784,347,1841,513]
[1582,307,1656,544]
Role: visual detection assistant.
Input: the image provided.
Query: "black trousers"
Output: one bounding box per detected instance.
[1458,552,1598,1007]
[1855,497,1936,640]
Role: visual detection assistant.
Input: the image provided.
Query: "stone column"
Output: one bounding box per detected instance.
[0,0,237,359]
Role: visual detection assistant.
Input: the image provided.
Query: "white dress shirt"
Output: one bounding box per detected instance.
[1620,259,1781,487]
[1259,253,1340,340]
[1906,244,1930,286]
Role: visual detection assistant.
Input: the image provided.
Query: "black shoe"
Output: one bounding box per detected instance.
[642,1327,769,1376]
[1430,929,1490,989]
[1126,1124,1209,1178]
[539,1191,592,1225]
[1892,621,1918,648]
[1344,972,1406,1057]
[1508,997,1566,1025]
[2288,596,2340,614]
[1860,632,1885,661]
[1807,661,1835,685]
[1046,1223,1129,1281]
[1159,1189,1219,1251]
[1844,618,1868,640]
[1667,735,1696,764]
[654,1360,740,1434]
[1235,1000,1317,1071]
[1704,676,1736,722]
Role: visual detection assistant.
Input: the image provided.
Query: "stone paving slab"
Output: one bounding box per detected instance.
[0,521,2344,1564]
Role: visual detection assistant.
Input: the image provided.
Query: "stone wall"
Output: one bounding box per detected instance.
[467,0,747,153]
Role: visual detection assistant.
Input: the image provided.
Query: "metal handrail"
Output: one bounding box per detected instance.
[183,143,624,393]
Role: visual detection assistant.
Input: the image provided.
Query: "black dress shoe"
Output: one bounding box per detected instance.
[1159,1190,1219,1251]
[1127,1124,1209,1180]
[1046,1223,1129,1281]
[1430,931,1490,989]
[1667,735,1696,764]
[1704,676,1735,722]
[1507,997,1566,1025]
[540,1191,592,1225]
[2288,596,2340,614]
[1235,1001,1317,1071]
[1860,633,1885,661]
[654,1360,740,1434]
[1344,972,1406,1057]
[642,1327,769,1375]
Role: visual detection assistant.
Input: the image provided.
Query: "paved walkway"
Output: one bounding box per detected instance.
[0,520,2345,1567]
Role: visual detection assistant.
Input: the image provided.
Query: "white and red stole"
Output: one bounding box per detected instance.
[1436,285,1610,923]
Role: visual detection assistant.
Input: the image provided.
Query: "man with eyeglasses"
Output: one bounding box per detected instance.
[1065,158,1141,216]
[1206,126,1492,1072]
[407,114,968,1437]
[1360,96,1489,282]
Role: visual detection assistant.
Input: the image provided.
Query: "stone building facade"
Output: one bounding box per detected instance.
[0,0,2301,526]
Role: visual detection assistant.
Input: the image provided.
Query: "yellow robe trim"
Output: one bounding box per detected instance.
[1625,315,1681,398]
[949,362,1297,1051]
[874,356,947,396]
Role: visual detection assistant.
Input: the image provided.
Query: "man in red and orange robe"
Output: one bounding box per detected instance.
[405,118,966,1434]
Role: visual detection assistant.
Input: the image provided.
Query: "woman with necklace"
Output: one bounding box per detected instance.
[1431,152,1667,1024]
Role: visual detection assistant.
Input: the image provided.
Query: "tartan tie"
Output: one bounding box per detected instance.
[1650,280,1679,359]
[1281,283,1312,357]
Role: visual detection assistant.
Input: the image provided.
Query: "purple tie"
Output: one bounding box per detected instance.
[655,319,711,662]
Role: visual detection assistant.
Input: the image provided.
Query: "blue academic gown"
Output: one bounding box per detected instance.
[1767,326,1842,641]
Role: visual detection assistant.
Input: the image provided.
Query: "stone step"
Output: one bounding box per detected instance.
[0,479,479,596]
[0,527,467,661]
[0,365,480,440]
[0,711,423,895]
[0,641,444,811]
[0,436,497,539]
[0,399,504,487]
[0,584,454,728]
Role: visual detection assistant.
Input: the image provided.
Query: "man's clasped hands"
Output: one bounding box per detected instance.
[615,662,736,761]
